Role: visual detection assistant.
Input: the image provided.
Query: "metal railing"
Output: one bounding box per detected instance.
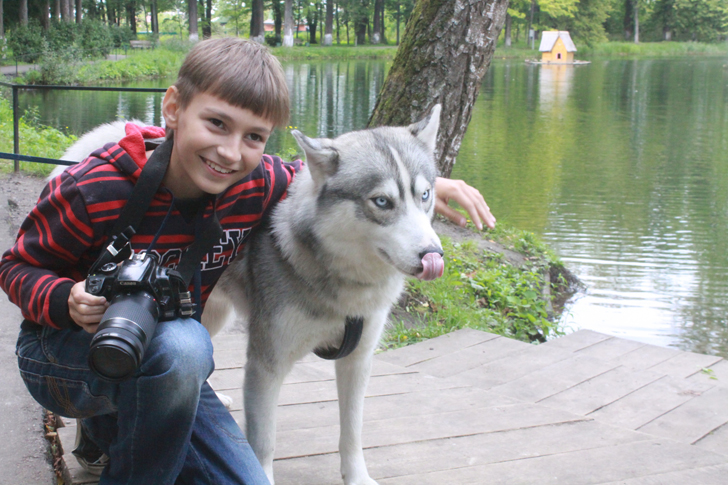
[0,81,167,172]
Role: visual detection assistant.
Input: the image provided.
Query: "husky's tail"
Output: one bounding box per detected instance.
[47,119,146,181]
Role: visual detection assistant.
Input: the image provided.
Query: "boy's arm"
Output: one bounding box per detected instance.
[0,172,96,329]
[434,177,496,231]
[261,155,303,211]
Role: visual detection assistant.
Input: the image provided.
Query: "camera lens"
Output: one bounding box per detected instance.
[89,292,160,381]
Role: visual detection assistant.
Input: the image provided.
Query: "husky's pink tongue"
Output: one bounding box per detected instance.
[416,252,444,281]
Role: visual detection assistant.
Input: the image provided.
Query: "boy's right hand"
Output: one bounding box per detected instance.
[68,280,109,333]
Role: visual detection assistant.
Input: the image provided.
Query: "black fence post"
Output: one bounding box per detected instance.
[12,85,20,173]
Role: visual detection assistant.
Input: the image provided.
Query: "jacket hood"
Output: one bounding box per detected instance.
[105,123,167,181]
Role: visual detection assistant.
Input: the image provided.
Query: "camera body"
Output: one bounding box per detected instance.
[86,252,195,381]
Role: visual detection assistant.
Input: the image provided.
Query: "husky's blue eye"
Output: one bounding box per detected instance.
[372,196,392,209]
[422,189,431,202]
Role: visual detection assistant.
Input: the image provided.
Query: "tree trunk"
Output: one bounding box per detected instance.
[76,0,82,23]
[189,0,198,41]
[633,0,639,43]
[273,0,282,41]
[0,0,4,39]
[203,0,212,38]
[504,13,511,47]
[368,0,509,178]
[396,1,401,45]
[20,0,29,25]
[151,0,159,34]
[250,0,265,43]
[41,1,51,29]
[372,0,383,44]
[63,0,73,22]
[355,14,367,45]
[283,0,294,46]
[323,0,333,45]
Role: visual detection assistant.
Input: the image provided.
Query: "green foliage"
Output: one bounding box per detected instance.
[382,232,565,349]
[110,24,135,48]
[46,21,80,52]
[38,45,82,85]
[580,40,728,57]
[7,21,45,63]
[0,97,76,177]
[75,48,185,83]
[79,20,115,58]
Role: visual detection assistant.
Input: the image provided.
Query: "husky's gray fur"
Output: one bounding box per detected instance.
[58,107,445,485]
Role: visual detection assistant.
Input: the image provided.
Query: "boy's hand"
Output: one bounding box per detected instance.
[68,280,109,333]
[434,177,496,231]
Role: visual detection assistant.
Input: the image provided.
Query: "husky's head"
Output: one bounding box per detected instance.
[287,105,444,283]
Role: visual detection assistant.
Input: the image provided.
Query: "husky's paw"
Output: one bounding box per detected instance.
[215,391,234,410]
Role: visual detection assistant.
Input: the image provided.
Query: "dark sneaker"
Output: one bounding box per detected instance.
[72,420,109,476]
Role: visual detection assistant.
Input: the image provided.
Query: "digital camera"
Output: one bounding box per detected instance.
[85,252,195,381]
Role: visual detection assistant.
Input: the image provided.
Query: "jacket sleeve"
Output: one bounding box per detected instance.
[0,171,95,329]
[261,155,303,214]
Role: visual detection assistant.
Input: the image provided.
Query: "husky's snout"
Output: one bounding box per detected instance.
[416,249,445,281]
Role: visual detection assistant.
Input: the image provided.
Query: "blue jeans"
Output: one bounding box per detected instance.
[16,318,270,485]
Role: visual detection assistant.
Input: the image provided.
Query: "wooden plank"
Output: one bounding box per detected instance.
[449,343,573,390]
[614,343,682,371]
[695,422,728,457]
[647,352,723,379]
[687,359,728,388]
[407,336,529,378]
[539,366,665,416]
[638,386,728,444]
[490,354,621,403]
[596,464,728,485]
[376,439,727,485]
[213,348,245,369]
[273,420,650,485]
[375,329,498,367]
[273,403,587,459]
[574,336,646,361]
[589,375,715,430]
[541,329,613,352]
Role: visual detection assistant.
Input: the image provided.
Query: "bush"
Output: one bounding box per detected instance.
[79,20,114,58]
[7,21,45,63]
[38,44,81,84]
[265,33,281,47]
[110,24,134,48]
[46,21,79,52]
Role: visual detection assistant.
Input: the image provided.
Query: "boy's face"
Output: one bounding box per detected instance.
[161,87,275,199]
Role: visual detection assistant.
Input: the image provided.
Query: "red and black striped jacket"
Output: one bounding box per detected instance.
[0,123,301,329]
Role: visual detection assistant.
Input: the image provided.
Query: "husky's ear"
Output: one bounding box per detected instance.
[408,104,441,154]
[291,130,338,184]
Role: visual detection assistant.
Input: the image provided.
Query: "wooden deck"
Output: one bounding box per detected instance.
[59,328,728,484]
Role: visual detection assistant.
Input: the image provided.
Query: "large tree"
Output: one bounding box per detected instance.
[283,0,294,46]
[189,0,198,40]
[369,0,509,177]
[250,0,265,43]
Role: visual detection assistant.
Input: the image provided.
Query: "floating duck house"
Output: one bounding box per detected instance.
[539,31,577,63]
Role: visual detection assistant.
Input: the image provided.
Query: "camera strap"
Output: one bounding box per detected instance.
[89,137,223,308]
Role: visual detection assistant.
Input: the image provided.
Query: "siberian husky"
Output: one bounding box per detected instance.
[57,106,445,485]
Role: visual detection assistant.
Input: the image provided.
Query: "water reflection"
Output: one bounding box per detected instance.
[16,57,728,357]
[454,57,728,357]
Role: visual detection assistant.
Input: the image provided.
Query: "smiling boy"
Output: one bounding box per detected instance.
[0,37,494,484]
[1,38,292,485]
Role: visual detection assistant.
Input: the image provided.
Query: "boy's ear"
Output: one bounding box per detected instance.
[408,104,441,154]
[291,130,338,185]
[162,86,181,130]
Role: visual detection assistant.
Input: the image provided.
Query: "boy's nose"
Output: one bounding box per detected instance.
[217,139,243,163]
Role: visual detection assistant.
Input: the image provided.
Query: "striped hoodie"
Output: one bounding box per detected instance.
[0,123,300,330]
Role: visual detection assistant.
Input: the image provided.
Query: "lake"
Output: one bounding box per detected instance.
[16,56,728,357]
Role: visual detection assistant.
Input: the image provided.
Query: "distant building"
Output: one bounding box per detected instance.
[539,31,577,63]
[264,19,307,33]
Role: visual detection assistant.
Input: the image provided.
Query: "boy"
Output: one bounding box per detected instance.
[1,38,494,484]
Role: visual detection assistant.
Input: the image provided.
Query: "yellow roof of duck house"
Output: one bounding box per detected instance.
[539,31,577,53]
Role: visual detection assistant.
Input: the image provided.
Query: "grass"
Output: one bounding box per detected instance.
[580,41,728,58]
[382,219,573,350]
[270,44,399,60]
[0,99,76,176]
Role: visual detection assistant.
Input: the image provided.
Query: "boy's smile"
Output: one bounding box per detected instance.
[161,87,275,199]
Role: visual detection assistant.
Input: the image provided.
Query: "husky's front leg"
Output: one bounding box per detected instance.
[335,314,386,485]
[244,354,287,484]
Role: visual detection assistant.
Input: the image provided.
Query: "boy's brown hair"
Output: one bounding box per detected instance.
[174,38,289,127]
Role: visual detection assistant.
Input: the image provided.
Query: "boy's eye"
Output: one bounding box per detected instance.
[248,133,264,142]
[209,118,224,128]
